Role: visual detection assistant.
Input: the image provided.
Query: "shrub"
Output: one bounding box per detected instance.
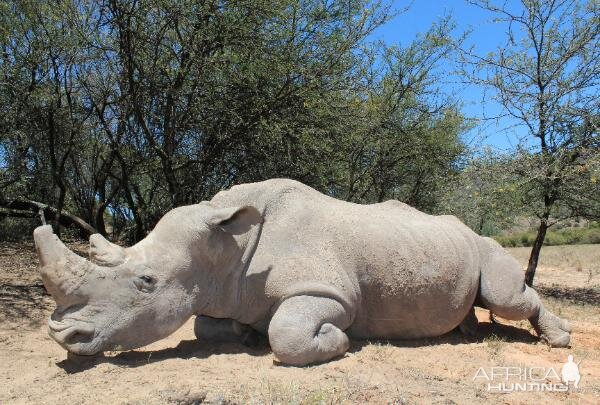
[0,217,38,242]
[494,225,600,247]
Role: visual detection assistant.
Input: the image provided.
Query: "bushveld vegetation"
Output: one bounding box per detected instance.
[1,0,598,283]
[494,222,600,247]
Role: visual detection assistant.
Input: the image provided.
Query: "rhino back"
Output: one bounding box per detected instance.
[211,179,482,338]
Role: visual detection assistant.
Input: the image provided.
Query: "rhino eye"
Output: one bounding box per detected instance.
[139,275,154,284]
[134,275,156,292]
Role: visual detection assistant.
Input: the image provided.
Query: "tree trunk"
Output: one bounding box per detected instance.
[94,204,107,236]
[53,185,66,236]
[477,215,485,235]
[525,219,548,286]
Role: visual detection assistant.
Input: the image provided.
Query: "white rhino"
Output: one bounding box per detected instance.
[34,179,571,366]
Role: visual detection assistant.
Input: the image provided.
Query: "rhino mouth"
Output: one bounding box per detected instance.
[48,315,98,354]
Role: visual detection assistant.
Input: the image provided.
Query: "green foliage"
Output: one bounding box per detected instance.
[440,149,526,235]
[494,223,600,248]
[0,0,466,241]
[0,217,36,241]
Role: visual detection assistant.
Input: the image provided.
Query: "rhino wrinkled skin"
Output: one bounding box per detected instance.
[34,179,571,366]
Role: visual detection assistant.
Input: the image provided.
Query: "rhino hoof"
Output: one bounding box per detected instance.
[541,331,571,348]
[540,319,571,348]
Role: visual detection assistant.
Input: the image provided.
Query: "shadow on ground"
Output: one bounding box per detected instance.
[538,285,600,306]
[349,320,539,352]
[0,283,53,328]
[56,338,272,374]
[56,319,541,373]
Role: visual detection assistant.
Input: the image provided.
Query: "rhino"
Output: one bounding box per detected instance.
[34,179,571,366]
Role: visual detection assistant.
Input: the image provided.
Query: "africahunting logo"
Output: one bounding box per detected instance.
[473,355,582,392]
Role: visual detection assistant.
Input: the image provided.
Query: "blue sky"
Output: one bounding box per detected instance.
[372,0,526,151]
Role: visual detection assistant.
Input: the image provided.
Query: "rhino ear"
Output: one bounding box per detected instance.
[207,206,262,235]
[89,234,126,266]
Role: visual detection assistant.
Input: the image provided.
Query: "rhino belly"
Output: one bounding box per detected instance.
[347,256,480,339]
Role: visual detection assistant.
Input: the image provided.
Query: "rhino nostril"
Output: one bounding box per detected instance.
[67,330,95,345]
[48,316,95,346]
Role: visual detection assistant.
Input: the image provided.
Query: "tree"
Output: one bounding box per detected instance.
[462,0,600,285]
[330,18,468,210]
[441,149,526,235]
[1,0,466,242]
[0,0,94,235]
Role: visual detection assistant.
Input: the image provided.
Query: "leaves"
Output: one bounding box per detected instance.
[0,0,465,241]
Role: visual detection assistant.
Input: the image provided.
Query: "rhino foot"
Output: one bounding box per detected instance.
[530,307,571,348]
[268,295,351,366]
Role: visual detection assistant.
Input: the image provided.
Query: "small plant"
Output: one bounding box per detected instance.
[364,341,393,362]
[483,333,506,358]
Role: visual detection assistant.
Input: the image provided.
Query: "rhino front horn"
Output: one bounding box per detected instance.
[33,225,97,306]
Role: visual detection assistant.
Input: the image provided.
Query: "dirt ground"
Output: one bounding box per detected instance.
[1,241,599,404]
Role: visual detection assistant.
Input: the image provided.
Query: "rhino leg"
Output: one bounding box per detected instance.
[194,316,261,347]
[479,243,571,347]
[268,295,351,366]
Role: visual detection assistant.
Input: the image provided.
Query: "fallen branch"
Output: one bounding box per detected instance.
[0,208,36,219]
[1,199,97,235]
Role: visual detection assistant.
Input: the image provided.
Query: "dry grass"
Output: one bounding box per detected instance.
[507,244,600,287]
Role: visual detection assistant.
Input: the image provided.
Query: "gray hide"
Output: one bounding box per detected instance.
[34,179,571,366]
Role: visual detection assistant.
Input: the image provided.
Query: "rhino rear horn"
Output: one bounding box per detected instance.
[89,233,126,266]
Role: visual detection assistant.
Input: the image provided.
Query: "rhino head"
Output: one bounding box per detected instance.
[33,203,260,355]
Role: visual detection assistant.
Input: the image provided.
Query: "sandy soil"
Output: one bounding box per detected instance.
[1,241,599,404]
